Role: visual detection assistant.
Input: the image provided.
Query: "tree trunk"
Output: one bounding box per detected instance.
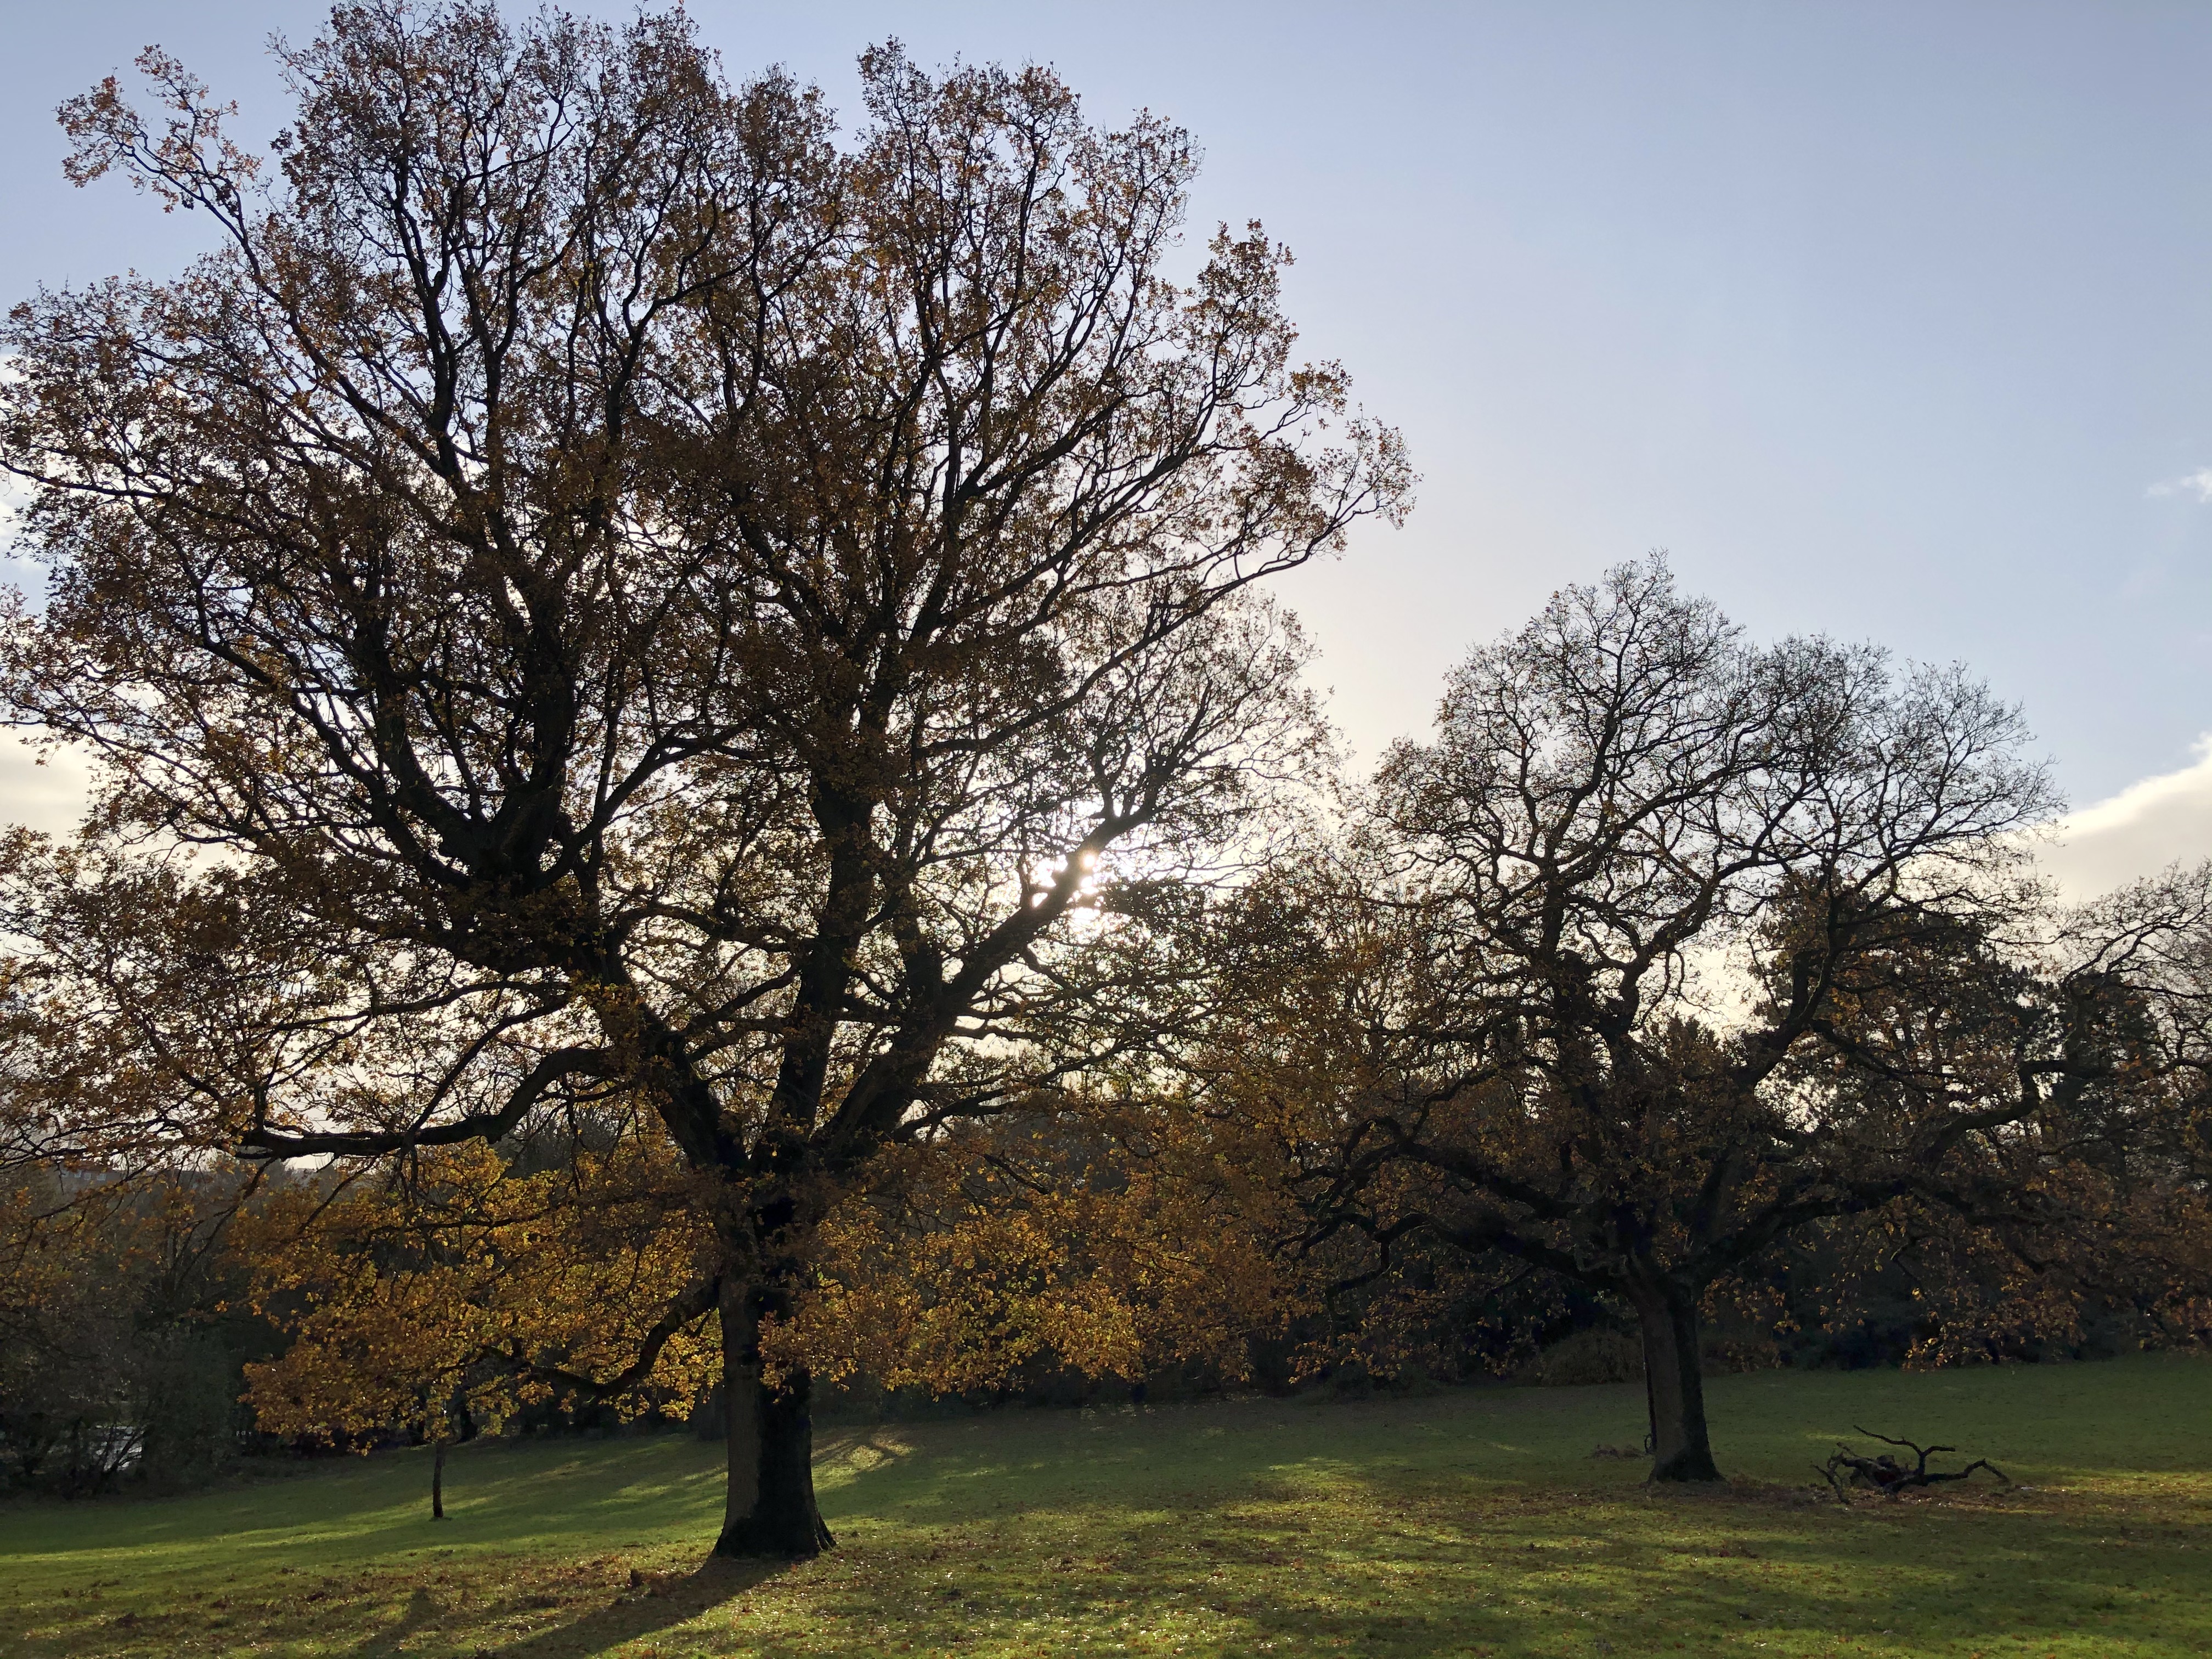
[431,1438,445,1520]
[1629,1276,1722,1482]
[713,1276,834,1558]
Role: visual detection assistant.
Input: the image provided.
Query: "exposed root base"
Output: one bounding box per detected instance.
[712,1514,837,1560]
[1649,1454,1725,1483]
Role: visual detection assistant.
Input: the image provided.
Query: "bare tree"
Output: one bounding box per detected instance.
[1273,560,2131,1480]
[0,2,1406,1553]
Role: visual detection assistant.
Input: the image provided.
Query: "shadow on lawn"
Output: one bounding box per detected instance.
[816,1425,915,1480]
[473,1556,783,1659]
[348,1586,443,1655]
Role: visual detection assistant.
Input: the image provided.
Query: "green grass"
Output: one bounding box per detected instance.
[4,1353,2208,1657]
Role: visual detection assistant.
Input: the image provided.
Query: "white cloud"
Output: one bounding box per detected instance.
[2147,468,2212,502]
[2037,735,2212,899]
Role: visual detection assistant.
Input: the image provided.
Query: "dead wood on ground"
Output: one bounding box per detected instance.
[1815,1426,2010,1503]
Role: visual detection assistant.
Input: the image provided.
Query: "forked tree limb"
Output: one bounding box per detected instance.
[1815,1426,2010,1502]
[238,1047,617,1159]
[507,1274,721,1403]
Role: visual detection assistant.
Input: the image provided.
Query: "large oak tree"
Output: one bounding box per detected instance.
[0,1,1405,1553]
[1216,561,2178,1480]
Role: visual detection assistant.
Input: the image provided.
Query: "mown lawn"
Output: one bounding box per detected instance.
[2,1353,2207,1657]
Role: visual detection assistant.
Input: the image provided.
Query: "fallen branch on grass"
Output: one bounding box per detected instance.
[1815,1427,2010,1504]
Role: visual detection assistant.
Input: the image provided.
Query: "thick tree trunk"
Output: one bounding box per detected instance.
[713,1277,834,1558]
[431,1439,445,1520]
[1629,1277,1722,1482]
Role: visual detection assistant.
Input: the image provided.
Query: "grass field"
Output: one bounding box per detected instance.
[2,1354,2207,1658]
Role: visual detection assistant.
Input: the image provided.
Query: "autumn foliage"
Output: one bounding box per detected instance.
[236,1135,720,1447]
[1,0,2210,1554]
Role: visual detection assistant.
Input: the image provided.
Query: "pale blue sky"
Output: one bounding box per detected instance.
[4,2,2211,870]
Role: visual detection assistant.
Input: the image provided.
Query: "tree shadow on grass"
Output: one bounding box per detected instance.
[815,1425,913,1479]
[346,1586,443,1656]
[477,1555,784,1659]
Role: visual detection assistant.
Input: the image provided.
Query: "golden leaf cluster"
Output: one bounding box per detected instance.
[236,1137,717,1445]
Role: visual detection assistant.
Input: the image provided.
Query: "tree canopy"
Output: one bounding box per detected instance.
[1194,560,2210,1479]
[0,0,1406,1552]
